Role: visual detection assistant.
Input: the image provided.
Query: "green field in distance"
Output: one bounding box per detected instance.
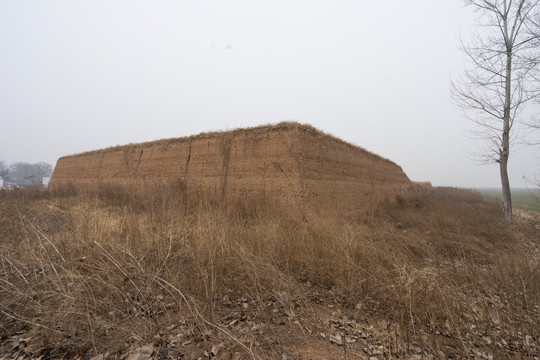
[476,188,540,213]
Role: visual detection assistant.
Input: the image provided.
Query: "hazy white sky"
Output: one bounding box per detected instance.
[1,1,538,187]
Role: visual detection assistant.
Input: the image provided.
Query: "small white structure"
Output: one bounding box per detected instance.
[42,176,51,188]
[0,177,3,188]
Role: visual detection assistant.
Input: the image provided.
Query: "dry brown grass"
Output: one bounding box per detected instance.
[59,122,399,167]
[0,186,539,359]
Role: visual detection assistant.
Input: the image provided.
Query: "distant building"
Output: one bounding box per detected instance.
[42,176,51,188]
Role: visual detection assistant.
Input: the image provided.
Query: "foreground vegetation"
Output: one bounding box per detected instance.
[0,186,539,359]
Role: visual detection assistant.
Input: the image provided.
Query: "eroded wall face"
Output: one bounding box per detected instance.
[51,126,411,214]
[296,130,411,215]
[50,128,304,203]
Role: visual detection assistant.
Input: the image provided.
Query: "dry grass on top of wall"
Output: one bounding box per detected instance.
[59,122,401,168]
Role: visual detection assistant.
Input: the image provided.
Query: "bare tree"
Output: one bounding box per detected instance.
[34,162,53,183]
[9,162,53,186]
[452,0,540,223]
[0,160,8,180]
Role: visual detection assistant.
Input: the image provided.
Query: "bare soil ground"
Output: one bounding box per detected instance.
[0,186,539,359]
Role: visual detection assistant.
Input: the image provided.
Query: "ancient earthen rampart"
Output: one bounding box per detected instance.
[50,123,411,214]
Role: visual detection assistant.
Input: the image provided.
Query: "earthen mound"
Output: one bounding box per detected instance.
[50,122,411,214]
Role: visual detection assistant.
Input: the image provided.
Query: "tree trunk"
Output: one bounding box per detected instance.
[500,152,512,223]
[501,37,513,223]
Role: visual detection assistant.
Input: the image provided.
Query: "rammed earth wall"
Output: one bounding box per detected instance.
[50,123,411,214]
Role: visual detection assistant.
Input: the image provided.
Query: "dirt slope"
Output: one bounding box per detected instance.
[50,122,411,213]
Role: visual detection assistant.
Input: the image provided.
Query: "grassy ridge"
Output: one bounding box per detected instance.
[476,187,540,212]
[0,186,538,359]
